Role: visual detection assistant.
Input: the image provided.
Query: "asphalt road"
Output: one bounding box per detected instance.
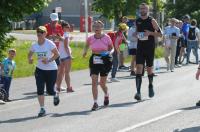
[1,60,200,132]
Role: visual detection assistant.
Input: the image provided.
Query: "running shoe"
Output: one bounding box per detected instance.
[38,108,46,117]
[130,71,136,76]
[149,84,155,98]
[110,78,120,82]
[134,93,141,101]
[104,96,109,106]
[67,87,74,93]
[4,98,12,102]
[196,100,200,106]
[53,95,60,106]
[91,103,99,111]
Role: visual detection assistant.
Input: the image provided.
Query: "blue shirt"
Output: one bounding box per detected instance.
[2,58,16,77]
[182,23,190,40]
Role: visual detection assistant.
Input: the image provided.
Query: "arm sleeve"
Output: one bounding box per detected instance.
[86,36,91,45]
[29,44,35,52]
[49,41,57,50]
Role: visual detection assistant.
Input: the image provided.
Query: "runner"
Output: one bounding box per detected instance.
[83,20,114,111]
[28,26,60,117]
[195,65,200,106]
[1,49,16,102]
[127,21,137,76]
[57,21,74,93]
[134,3,162,101]
[44,13,66,91]
[164,18,180,72]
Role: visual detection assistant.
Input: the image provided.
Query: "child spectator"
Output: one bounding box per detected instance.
[1,49,16,102]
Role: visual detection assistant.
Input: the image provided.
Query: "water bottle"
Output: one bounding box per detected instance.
[100,51,109,57]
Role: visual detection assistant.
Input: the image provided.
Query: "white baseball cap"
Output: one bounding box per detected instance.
[50,13,59,21]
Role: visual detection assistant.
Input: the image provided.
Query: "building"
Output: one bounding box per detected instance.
[37,0,111,30]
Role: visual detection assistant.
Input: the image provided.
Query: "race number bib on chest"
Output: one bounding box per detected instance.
[93,56,103,64]
[138,32,148,41]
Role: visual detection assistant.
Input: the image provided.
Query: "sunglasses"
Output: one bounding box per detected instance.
[37,31,45,34]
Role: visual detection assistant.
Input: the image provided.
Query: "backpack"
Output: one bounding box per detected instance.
[188,27,196,40]
[107,32,116,44]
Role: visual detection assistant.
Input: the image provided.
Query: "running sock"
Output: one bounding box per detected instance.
[148,74,154,86]
[136,74,142,94]
[40,106,45,110]
[94,100,97,103]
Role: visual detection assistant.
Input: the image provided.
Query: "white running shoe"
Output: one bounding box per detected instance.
[110,78,120,82]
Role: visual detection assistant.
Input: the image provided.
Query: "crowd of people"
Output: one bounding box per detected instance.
[1,2,200,117]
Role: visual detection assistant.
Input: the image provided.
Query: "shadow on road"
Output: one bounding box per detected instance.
[51,110,91,117]
[0,115,38,124]
[174,126,200,132]
[109,99,149,108]
[180,106,200,111]
[12,91,37,102]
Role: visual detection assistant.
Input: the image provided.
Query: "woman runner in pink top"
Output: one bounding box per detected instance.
[83,20,114,111]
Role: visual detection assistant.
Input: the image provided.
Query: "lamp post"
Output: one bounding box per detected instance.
[84,0,88,40]
[173,0,176,4]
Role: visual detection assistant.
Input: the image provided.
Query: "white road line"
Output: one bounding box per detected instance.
[117,110,183,132]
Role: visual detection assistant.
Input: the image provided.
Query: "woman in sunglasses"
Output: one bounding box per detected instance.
[83,20,114,111]
[28,26,60,117]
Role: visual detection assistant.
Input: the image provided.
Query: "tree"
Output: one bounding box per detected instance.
[92,0,148,25]
[92,0,163,26]
[0,0,50,60]
[165,0,200,23]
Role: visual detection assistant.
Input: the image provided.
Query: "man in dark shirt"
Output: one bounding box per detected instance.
[134,3,163,101]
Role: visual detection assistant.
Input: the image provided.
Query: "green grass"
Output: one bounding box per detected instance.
[9,40,164,78]
[11,30,36,34]
[155,46,164,59]
[11,40,90,78]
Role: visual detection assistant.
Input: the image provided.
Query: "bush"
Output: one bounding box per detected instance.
[0,36,16,61]
[155,46,164,59]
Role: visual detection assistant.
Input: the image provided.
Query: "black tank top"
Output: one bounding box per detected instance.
[136,16,155,46]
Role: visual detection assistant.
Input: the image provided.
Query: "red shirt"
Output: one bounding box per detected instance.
[44,23,64,48]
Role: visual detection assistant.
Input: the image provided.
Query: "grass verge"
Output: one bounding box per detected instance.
[8,40,164,78]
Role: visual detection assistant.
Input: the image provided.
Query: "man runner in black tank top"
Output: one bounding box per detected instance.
[134,3,162,101]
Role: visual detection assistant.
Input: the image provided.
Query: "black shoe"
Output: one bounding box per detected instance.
[91,103,99,111]
[130,71,136,76]
[104,96,109,106]
[149,84,155,98]
[134,93,141,101]
[4,99,12,102]
[196,100,200,106]
[38,108,46,117]
[53,95,60,106]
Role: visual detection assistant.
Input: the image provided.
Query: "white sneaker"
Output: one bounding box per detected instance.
[60,86,66,91]
[166,63,170,71]
[0,100,6,105]
[110,78,120,82]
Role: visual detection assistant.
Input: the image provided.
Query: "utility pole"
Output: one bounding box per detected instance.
[84,0,88,41]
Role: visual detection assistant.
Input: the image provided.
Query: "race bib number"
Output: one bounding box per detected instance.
[93,56,103,64]
[138,32,148,41]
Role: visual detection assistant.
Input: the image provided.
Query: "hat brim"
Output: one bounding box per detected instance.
[51,17,59,21]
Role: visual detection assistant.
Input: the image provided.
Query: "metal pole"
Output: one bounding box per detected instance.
[84,0,88,40]
[173,0,176,4]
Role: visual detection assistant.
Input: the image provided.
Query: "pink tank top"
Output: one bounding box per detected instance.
[87,34,113,52]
